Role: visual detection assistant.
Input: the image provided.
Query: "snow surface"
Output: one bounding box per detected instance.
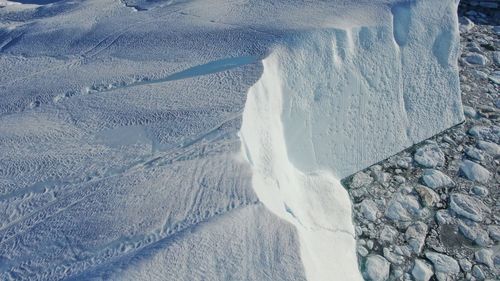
[0,0,462,280]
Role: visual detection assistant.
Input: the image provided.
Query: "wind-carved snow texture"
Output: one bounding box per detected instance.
[0,0,462,280]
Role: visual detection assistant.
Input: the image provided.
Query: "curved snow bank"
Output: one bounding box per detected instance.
[240,51,362,281]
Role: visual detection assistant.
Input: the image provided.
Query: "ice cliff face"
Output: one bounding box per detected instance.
[240,0,463,280]
[0,0,462,280]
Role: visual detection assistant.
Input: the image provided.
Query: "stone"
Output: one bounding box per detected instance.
[475,248,494,268]
[422,169,453,189]
[412,259,434,281]
[360,199,379,222]
[450,193,489,222]
[477,140,500,156]
[405,222,428,254]
[425,252,460,280]
[364,255,390,281]
[380,225,398,244]
[414,145,445,168]
[351,171,373,188]
[415,185,440,207]
[459,160,491,184]
[472,185,488,197]
[465,53,489,65]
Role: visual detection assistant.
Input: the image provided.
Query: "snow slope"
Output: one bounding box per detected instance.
[0,0,462,280]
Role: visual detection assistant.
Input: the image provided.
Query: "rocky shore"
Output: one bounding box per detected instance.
[347,4,499,281]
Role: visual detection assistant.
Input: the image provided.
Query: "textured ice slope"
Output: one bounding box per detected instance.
[0,0,462,280]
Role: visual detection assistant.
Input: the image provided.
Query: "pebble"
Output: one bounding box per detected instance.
[449,193,489,222]
[465,53,489,65]
[425,252,460,281]
[422,169,453,189]
[459,160,491,183]
[364,255,390,281]
[414,145,445,168]
[412,259,434,281]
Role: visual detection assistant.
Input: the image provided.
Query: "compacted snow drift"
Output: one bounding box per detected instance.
[0,0,462,280]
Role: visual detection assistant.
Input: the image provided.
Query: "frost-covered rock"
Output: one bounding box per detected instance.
[475,249,494,268]
[422,169,453,189]
[364,255,390,281]
[412,259,434,281]
[385,193,423,222]
[380,225,399,244]
[450,193,489,222]
[425,252,460,281]
[465,147,484,161]
[459,160,491,183]
[414,145,445,168]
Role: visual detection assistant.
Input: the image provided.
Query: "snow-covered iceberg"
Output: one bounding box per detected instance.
[0,0,462,280]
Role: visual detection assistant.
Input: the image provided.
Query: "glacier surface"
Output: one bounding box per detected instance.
[0,0,462,280]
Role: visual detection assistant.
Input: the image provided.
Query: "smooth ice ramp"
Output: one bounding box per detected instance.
[240,0,462,280]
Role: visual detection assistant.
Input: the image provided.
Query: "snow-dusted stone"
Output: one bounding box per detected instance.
[383,247,405,265]
[459,16,475,33]
[405,222,428,254]
[360,199,379,222]
[465,53,489,65]
[450,193,489,222]
[477,140,500,156]
[412,259,434,281]
[422,169,453,189]
[351,171,373,188]
[475,249,494,268]
[364,255,390,281]
[459,160,491,183]
[425,252,460,281]
[459,219,492,246]
[414,145,445,168]
[463,106,477,118]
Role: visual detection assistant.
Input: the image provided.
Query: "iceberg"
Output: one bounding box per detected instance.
[0,0,462,280]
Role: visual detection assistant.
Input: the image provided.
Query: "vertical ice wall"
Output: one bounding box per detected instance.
[240,0,462,280]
